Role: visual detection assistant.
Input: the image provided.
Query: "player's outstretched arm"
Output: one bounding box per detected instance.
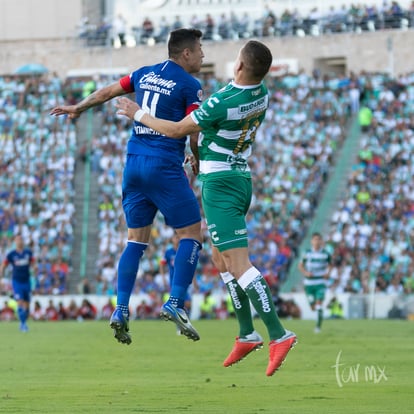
[50,82,125,119]
[298,261,311,278]
[115,97,201,138]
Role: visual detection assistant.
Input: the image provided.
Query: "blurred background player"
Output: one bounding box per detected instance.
[298,232,332,333]
[0,234,36,332]
[50,28,205,344]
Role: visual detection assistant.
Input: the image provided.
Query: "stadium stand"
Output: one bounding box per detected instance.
[324,72,414,296]
[78,1,414,47]
[2,0,414,321]
[0,74,75,295]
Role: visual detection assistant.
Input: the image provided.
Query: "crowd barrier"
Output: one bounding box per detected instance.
[2,292,413,321]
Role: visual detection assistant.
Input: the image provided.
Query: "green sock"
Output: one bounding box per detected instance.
[244,275,286,340]
[224,278,255,337]
[317,308,323,329]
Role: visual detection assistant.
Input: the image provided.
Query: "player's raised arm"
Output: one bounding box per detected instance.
[50,82,126,119]
[115,96,201,138]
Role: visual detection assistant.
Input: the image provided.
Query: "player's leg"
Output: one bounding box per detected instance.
[305,286,321,332]
[202,177,267,364]
[213,247,256,337]
[160,222,201,341]
[110,155,156,345]
[21,291,30,331]
[314,301,323,333]
[314,285,326,333]
[16,299,27,331]
[222,248,286,339]
[203,175,286,338]
[18,300,30,332]
[153,161,202,340]
[223,248,297,375]
[213,247,263,366]
[203,176,296,373]
[13,282,30,332]
[110,226,151,345]
[169,221,202,309]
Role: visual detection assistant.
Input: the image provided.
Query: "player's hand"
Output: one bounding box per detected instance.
[184,154,199,175]
[115,97,140,120]
[50,105,81,119]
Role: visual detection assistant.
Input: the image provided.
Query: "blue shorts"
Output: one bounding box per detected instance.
[122,154,201,229]
[12,280,31,302]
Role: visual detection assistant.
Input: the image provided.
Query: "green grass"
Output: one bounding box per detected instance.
[0,318,413,413]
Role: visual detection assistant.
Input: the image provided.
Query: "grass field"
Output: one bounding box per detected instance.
[0,318,413,414]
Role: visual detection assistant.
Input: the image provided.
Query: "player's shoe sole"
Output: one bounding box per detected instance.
[223,331,264,367]
[160,302,200,341]
[109,309,132,345]
[266,330,297,376]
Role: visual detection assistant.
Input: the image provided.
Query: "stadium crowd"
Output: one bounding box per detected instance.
[325,72,414,296]
[1,63,414,322]
[77,1,414,47]
[0,74,75,297]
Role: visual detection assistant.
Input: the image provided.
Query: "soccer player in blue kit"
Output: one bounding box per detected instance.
[0,234,36,332]
[50,28,205,344]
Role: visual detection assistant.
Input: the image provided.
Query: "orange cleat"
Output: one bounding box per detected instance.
[223,331,263,367]
[266,330,297,376]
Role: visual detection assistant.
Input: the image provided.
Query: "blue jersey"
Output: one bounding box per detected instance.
[5,249,34,284]
[120,60,202,165]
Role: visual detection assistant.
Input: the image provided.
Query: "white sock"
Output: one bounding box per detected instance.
[220,271,234,284]
[238,267,261,290]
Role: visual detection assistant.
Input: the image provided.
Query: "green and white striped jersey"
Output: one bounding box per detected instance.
[190,80,269,181]
[300,248,332,286]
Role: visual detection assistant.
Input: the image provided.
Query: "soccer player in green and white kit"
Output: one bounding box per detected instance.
[115,40,297,377]
[298,232,332,333]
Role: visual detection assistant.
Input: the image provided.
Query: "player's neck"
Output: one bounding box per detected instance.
[169,58,198,75]
[169,58,187,73]
[234,73,262,87]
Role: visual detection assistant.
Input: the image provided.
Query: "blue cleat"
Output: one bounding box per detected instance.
[109,308,132,345]
[160,302,200,341]
[20,323,29,332]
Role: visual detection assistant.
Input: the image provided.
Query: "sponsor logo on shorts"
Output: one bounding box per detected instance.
[211,231,219,242]
[234,229,247,235]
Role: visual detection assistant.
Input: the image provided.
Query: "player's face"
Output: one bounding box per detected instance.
[15,235,24,250]
[311,236,322,250]
[187,40,204,73]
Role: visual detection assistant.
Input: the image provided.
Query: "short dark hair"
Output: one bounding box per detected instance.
[241,40,273,80]
[168,28,203,59]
